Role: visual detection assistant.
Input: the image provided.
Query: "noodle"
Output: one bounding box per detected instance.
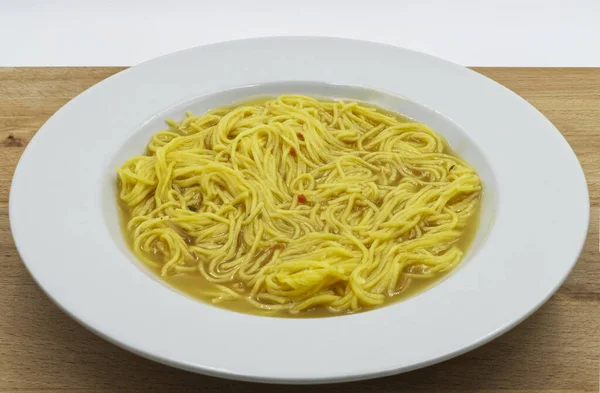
[117,95,482,315]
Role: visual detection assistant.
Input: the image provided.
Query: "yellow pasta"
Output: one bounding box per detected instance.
[117,95,482,315]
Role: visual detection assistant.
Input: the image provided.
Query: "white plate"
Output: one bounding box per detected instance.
[10,37,589,383]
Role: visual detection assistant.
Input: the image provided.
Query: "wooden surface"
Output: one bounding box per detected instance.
[0,68,598,392]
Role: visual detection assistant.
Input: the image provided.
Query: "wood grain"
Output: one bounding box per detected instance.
[0,68,598,393]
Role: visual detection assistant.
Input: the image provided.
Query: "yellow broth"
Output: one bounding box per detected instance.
[118,97,482,318]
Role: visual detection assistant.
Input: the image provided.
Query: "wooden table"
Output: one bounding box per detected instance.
[1,68,598,393]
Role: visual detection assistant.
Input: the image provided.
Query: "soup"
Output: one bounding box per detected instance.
[117,95,482,317]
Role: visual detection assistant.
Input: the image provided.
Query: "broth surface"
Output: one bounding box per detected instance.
[118,96,482,317]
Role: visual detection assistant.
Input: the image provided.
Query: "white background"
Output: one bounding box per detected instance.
[1,0,599,66]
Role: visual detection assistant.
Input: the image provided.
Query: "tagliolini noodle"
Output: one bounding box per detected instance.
[117,95,482,316]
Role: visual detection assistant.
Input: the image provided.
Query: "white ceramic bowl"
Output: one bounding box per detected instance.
[10,37,589,383]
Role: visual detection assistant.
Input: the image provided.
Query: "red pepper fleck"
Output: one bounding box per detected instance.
[297,133,305,141]
[271,243,285,252]
[289,147,297,157]
[298,194,307,204]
